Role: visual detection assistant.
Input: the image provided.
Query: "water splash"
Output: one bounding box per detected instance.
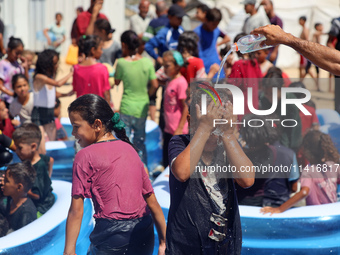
[216,49,233,85]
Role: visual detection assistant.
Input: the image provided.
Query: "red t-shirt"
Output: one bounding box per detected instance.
[73,63,111,98]
[300,104,319,136]
[228,59,262,117]
[76,11,108,36]
[72,140,153,220]
[0,118,15,138]
[180,57,206,84]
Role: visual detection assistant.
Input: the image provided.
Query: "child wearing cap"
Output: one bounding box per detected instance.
[162,50,188,167]
[144,4,185,66]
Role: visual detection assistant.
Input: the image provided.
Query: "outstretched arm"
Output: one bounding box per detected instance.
[64,195,84,255]
[252,25,340,76]
[261,186,309,215]
[144,193,166,255]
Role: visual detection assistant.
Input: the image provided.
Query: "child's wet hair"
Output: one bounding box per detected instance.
[78,35,102,57]
[35,49,59,78]
[68,94,137,151]
[302,130,340,164]
[177,31,199,57]
[121,30,140,55]
[8,36,24,50]
[12,123,42,146]
[95,19,115,36]
[7,161,36,193]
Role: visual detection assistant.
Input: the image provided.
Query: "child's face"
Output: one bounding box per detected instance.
[169,15,183,28]
[316,24,323,32]
[2,170,19,197]
[94,27,106,41]
[244,4,254,14]
[255,50,267,64]
[23,54,34,68]
[13,78,29,99]
[0,101,8,121]
[56,14,62,23]
[299,19,305,26]
[205,21,219,32]
[8,45,24,62]
[163,55,180,78]
[69,111,97,147]
[92,41,104,60]
[15,142,35,161]
[196,8,206,22]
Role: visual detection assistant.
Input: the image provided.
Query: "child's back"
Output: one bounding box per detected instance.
[31,154,54,214]
[301,161,340,205]
[115,57,155,118]
[73,63,111,99]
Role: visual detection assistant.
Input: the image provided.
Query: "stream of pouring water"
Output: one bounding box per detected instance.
[215,49,233,85]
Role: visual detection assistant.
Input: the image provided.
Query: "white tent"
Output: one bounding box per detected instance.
[203,0,340,69]
[0,0,125,56]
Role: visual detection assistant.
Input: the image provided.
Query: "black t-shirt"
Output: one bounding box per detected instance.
[0,197,37,232]
[166,135,242,255]
[32,154,55,214]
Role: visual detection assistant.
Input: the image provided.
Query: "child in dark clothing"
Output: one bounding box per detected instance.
[0,162,37,233]
[12,123,54,216]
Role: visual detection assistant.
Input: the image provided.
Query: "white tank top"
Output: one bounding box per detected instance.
[34,85,55,108]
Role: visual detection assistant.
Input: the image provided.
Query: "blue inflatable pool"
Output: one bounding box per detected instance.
[152,168,340,254]
[0,180,94,254]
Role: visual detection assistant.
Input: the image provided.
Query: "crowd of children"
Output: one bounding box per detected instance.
[0,1,339,254]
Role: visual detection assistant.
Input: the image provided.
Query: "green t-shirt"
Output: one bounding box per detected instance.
[32,154,55,214]
[115,58,156,118]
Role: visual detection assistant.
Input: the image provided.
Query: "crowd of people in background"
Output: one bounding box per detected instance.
[0,0,339,254]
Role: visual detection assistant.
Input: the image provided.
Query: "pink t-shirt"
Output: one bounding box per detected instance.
[164,75,188,135]
[73,63,111,98]
[300,161,340,205]
[72,139,153,220]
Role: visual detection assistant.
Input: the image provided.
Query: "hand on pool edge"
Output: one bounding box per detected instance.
[260,206,282,216]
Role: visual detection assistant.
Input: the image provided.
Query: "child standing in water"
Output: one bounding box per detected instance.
[33,49,73,153]
[114,30,158,166]
[64,94,166,255]
[0,37,29,106]
[73,35,111,105]
[261,130,340,215]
